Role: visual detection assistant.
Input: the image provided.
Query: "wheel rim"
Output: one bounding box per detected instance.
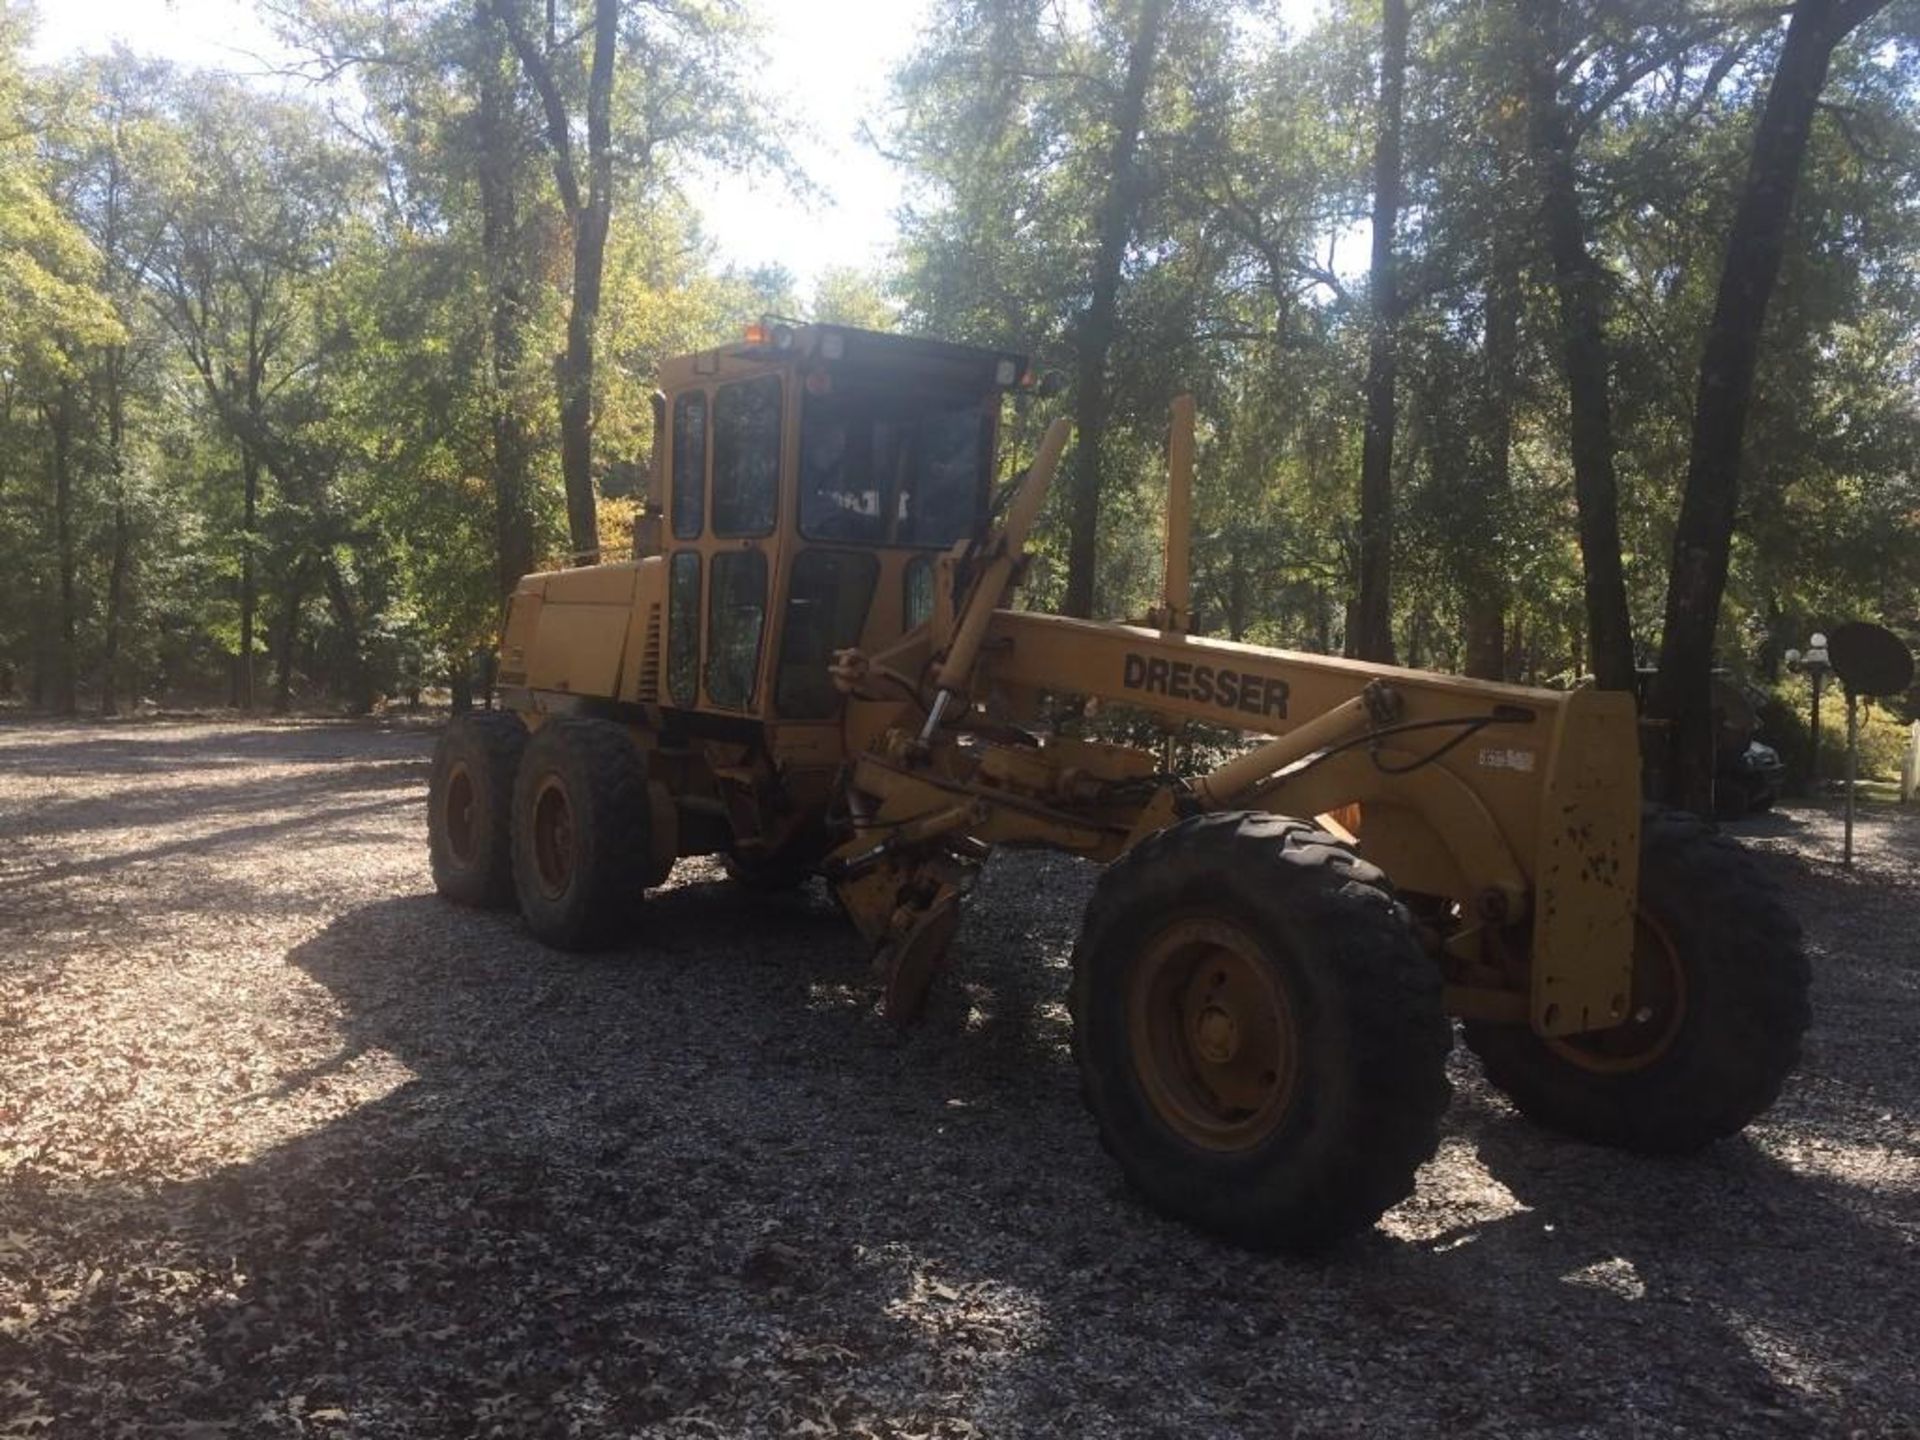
[531,775,576,900]
[1126,916,1298,1151]
[1548,911,1688,1074]
[442,763,477,866]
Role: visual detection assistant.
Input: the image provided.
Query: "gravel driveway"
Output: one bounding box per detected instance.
[2,718,1916,1438]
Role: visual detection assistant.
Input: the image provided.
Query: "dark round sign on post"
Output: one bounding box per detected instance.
[1827,622,1914,699]
[1824,621,1914,871]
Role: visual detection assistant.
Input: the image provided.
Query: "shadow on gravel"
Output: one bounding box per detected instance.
[8,797,424,896]
[12,866,1914,1436]
[7,761,430,842]
[1720,809,1809,839]
[0,719,431,777]
[1458,1107,1920,1428]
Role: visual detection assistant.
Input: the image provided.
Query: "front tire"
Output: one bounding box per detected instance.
[1464,807,1809,1153]
[1070,812,1452,1252]
[511,718,652,951]
[428,712,527,908]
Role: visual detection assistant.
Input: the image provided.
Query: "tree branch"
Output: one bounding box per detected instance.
[490,0,582,216]
[1833,0,1893,34]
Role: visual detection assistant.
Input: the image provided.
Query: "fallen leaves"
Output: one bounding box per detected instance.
[2,721,1918,1437]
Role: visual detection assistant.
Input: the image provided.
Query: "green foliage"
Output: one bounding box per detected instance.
[810,266,898,329]
[891,0,1920,681]
[0,0,779,710]
[1,0,1916,717]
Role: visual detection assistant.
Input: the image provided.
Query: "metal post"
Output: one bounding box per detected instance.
[1163,394,1194,634]
[1843,690,1858,869]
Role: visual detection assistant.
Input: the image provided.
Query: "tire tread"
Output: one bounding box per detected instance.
[1069,811,1451,1251]
[428,711,528,909]
[511,718,652,951]
[1465,805,1809,1152]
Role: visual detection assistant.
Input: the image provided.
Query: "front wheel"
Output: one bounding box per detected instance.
[1464,807,1809,1153]
[1070,812,1452,1252]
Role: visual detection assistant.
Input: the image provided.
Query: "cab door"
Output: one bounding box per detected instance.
[704,374,780,713]
[663,374,783,715]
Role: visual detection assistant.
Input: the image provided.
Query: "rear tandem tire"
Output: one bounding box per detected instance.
[1070,812,1453,1252]
[1463,806,1809,1154]
[511,718,653,952]
[427,711,528,909]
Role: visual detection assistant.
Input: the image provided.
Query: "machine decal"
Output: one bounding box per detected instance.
[1477,746,1537,773]
[1122,652,1289,720]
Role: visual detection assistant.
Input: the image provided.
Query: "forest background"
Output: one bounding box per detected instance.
[2,0,1916,806]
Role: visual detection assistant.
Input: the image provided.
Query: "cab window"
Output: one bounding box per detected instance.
[904,555,934,631]
[667,551,700,705]
[706,549,768,709]
[777,550,879,718]
[799,390,987,548]
[712,375,781,537]
[671,391,706,540]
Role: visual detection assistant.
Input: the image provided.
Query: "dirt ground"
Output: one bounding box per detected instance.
[2,718,1916,1439]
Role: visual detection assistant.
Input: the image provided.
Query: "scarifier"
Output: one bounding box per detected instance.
[427,322,1808,1250]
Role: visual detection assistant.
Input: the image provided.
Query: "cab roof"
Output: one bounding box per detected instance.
[662,321,1034,397]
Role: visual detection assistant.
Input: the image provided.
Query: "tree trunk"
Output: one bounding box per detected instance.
[476,13,536,597]
[1465,160,1522,681]
[1063,0,1167,620]
[238,300,268,710]
[320,556,372,715]
[1522,0,1636,693]
[99,348,130,716]
[1405,609,1427,670]
[272,561,309,715]
[1354,0,1407,665]
[47,385,79,716]
[1462,593,1511,682]
[1649,0,1886,812]
[492,0,617,562]
[559,192,610,561]
[232,445,259,710]
[560,0,618,562]
[101,501,130,716]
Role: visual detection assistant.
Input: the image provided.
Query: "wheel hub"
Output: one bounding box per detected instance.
[531,777,576,900]
[1127,917,1298,1152]
[1194,1005,1240,1063]
[443,764,477,865]
[1550,911,1687,1074]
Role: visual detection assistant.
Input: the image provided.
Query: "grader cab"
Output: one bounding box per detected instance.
[428,321,1808,1251]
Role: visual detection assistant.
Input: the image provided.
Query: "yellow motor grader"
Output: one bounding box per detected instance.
[427,321,1808,1250]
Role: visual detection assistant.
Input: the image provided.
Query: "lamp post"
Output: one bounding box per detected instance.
[1784,632,1831,791]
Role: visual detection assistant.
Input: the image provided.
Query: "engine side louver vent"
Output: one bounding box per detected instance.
[636,602,663,701]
